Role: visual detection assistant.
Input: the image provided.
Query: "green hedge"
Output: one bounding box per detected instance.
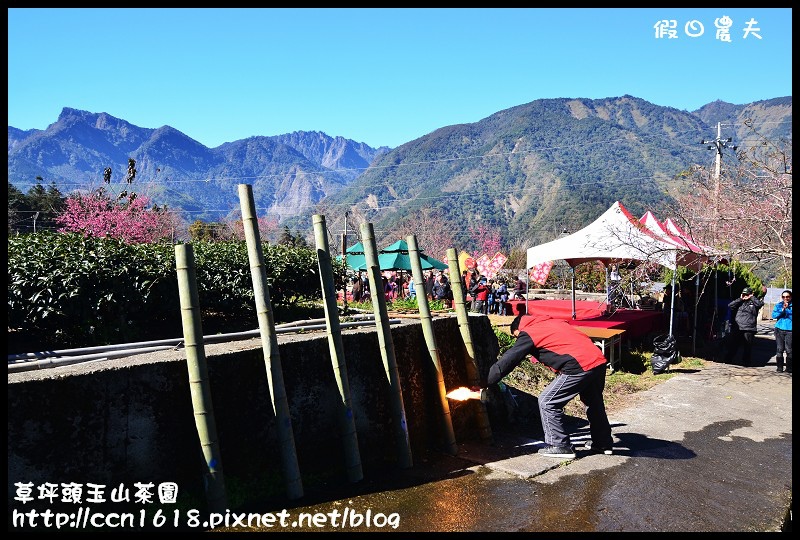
[8,232,342,351]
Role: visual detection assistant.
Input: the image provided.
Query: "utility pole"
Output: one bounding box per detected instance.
[701,122,737,244]
[701,122,737,344]
[341,211,349,312]
[342,211,349,253]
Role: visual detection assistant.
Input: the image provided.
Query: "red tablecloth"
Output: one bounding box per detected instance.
[508,299,665,339]
[566,310,665,339]
[507,299,605,320]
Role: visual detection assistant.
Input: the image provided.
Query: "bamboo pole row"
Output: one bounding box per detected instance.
[14,182,497,515]
[165,183,497,514]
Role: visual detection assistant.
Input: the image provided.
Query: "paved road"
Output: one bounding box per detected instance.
[220,323,792,532]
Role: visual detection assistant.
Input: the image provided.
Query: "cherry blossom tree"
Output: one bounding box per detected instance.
[394,208,456,262]
[469,223,503,258]
[668,121,792,281]
[214,214,281,243]
[56,188,180,244]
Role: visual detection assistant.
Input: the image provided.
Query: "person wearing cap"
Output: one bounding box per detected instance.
[484,313,613,459]
[469,275,490,313]
[724,286,765,367]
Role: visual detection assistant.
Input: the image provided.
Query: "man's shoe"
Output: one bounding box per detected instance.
[537,445,576,459]
[777,367,784,372]
[582,441,613,455]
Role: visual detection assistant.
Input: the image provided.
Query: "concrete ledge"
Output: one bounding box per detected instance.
[8,315,501,512]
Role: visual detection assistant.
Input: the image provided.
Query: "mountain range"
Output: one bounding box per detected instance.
[7,95,792,250]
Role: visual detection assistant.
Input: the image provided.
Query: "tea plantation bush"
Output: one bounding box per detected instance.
[8,232,340,351]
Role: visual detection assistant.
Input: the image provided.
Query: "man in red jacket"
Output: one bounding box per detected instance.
[486,313,613,458]
[469,275,491,314]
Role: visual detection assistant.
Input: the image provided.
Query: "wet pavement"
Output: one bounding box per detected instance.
[217,323,792,532]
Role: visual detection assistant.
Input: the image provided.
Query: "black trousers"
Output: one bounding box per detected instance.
[775,328,792,371]
[725,330,756,366]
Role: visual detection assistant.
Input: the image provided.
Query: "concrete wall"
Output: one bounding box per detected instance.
[8,315,501,514]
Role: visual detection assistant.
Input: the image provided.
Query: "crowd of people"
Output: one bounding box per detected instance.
[346,269,529,315]
[347,270,456,306]
[466,272,513,315]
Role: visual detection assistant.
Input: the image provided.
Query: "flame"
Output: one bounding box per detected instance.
[446,387,481,401]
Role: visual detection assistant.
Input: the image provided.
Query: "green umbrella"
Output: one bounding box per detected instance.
[346,242,365,254]
[350,239,447,271]
[346,254,367,269]
[336,242,367,270]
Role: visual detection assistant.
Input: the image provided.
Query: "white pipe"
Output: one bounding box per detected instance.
[8,319,401,373]
[275,313,376,328]
[9,337,186,361]
[9,318,380,362]
[8,346,175,373]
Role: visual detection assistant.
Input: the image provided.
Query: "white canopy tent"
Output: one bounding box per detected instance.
[640,211,706,271]
[663,218,707,254]
[525,201,706,336]
[526,202,681,271]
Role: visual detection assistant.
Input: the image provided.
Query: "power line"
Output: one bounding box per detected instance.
[11,118,788,191]
[10,120,789,235]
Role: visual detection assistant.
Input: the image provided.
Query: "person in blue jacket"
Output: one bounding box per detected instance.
[772,290,792,373]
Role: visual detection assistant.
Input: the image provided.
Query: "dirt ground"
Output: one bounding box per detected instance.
[487,313,516,333]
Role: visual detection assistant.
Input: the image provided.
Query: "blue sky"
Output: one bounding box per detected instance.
[8,8,792,149]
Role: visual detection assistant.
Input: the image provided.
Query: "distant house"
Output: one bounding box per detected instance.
[762,287,791,320]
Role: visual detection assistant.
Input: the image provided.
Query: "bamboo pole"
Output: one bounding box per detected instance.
[361,222,413,469]
[174,244,228,514]
[238,184,303,500]
[312,214,363,483]
[407,235,458,456]
[446,248,493,443]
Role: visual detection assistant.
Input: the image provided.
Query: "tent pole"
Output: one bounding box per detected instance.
[525,268,530,314]
[669,273,676,336]
[692,273,699,355]
[340,233,348,312]
[571,266,577,320]
[714,259,719,337]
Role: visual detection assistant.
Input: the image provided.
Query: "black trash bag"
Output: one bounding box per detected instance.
[651,334,681,375]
